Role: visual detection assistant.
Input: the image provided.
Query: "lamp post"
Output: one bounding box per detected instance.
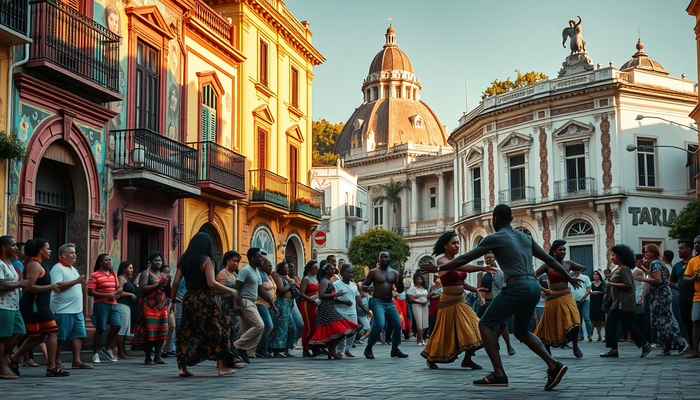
[635,114,699,132]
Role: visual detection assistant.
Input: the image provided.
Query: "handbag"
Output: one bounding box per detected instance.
[285,277,301,299]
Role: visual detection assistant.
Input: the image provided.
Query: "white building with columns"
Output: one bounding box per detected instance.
[334,26,455,274]
[451,39,698,279]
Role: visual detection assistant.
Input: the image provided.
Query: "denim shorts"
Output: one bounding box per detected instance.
[0,309,25,337]
[479,278,540,335]
[693,301,700,322]
[54,313,87,341]
[91,302,121,331]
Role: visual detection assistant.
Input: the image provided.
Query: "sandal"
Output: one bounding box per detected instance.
[507,346,516,356]
[7,358,20,376]
[22,360,39,367]
[0,371,18,379]
[46,367,70,377]
[426,360,438,369]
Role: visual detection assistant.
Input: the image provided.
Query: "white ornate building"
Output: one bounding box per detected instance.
[451,40,698,278]
[334,26,454,274]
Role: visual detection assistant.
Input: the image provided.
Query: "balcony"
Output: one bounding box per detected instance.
[288,182,323,223]
[188,141,245,200]
[0,0,30,45]
[113,129,200,197]
[498,186,535,206]
[554,177,596,200]
[461,199,484,219]
[321,207,331,219]
[249,169,289,212]
[345,205,362,222]
[27,0,121,102]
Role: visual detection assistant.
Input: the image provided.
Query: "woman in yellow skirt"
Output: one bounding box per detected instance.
[421,231,498,369]
[534,240,584,357]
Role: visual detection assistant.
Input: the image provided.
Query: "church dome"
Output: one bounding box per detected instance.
[620,39,668,75]
[368,26,413,74]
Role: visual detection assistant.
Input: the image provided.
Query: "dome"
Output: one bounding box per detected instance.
[367,25,413,75]
[334,98,447,156]
[620,39,668,75]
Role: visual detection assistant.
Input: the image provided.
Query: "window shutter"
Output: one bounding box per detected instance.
[201,106,211,141]
[61,0,80,10]
[209,106,217,142]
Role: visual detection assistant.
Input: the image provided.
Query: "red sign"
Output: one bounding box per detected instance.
[314,231,326,246]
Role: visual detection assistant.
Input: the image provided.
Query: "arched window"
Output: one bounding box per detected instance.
[251,226,276,265]
[567,221,593,237]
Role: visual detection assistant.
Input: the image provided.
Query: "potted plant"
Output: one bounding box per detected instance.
[0,131,30,164]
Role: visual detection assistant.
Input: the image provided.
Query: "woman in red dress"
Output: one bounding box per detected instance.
[299,261,320,357]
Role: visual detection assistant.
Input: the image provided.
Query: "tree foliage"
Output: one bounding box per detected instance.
[312,119,344,165]
[481,70,549,100]
[348,228,410,271]
[668,200,700,240]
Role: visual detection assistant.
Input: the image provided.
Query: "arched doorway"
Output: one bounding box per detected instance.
[199,223,223,267]
[251,225,276,265]
[285,233,304,276]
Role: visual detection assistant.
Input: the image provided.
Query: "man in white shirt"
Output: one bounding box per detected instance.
[570,269,592,341]
[50,243,91,369]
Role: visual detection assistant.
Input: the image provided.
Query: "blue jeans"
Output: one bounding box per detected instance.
[577,300,592,338]
[256,304,274,355]
[368,298,402,347]
[290,302,304,343]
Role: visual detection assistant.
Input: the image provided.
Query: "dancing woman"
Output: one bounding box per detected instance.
[421,231,496,369]
[299,261,320,357]
[533,240,583,357]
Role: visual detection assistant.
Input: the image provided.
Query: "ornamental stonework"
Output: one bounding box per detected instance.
[539,127,549,199]
[605,204,615,268]
[542,214,551,252]
[488,139,495,207]
[600,115,612,190]
[551,102,594,116]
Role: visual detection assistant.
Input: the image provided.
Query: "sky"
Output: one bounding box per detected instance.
[285,0,698,132]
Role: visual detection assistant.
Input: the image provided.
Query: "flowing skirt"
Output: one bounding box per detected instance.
[534,288,581,346]
[217,293,241,341]
[395,298,411,332]
[649,289,684,345]
[268,297,296,351]
[421,293,482,363]
[133,288,168,343]
[176,289,236,368]
[300,299,318,350]
[309,299,362,347]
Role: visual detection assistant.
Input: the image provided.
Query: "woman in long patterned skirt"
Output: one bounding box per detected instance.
[299,261,320,357]
[637,244,688,355]
[171,233,240,377]
[422,231,486,369]
[268,261,299,357]
[134,251,169,365]
[309,263,362,359]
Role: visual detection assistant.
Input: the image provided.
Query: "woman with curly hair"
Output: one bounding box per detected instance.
[421,231,493,370]
[600,244,652,358]
[533,240,583,357]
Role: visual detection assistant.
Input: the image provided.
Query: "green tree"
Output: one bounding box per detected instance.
[482,70,548,99]
[668,200,700,240]
[348,228,410,271]
[372,177,408,230]
[312,119,344,165]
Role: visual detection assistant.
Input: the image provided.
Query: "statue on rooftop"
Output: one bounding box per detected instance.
[562,16,586,55]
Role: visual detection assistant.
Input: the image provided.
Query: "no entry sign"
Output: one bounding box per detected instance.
[314,231,326,246]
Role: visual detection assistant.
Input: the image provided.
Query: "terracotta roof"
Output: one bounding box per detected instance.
[368,47,413,74]
[620,39,668,75]
[334,98,447,156]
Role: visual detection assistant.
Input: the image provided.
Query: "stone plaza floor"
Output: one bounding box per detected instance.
[3,339,699,399]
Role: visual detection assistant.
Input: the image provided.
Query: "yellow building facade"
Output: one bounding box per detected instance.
[195,0,324,268]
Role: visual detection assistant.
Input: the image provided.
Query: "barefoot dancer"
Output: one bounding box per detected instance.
[362,251,408,359]
[422,205,582,390]
[534,240,584,358]
[421,231,493,370]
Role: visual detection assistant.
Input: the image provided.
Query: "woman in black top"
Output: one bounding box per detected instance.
[170,232,239,377]
[115,261,137,359]
[589,270,607,341]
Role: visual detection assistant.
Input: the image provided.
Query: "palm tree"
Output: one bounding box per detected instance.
[372,177,409,231]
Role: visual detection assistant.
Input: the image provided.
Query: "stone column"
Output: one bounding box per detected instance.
[384,198,391,229]
[410,176,418,235]
[437,172,445,228]
[400,187,408,234]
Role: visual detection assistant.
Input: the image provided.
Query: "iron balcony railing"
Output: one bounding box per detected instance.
[192,1,235,47]
[113,129,198,185]
[188,141,245,193]
[345,205,363,220]
[554,177,596,200]
[1,0,28,36]
[29,0,120,92]
[498,186,535,205]
[250,169,289,208]
[461,199,484,219]
[290,182,323,219]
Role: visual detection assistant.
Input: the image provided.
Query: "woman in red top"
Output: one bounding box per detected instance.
[299,260,320,357]
[88,254,122,363]
[534,240,584,357]
[422,231,495,369]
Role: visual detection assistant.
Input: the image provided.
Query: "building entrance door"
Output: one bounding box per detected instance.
[569,245,594,280]
[35,158,73,267]
[127,222,162,274]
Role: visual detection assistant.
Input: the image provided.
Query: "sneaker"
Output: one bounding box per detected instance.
[91,353,101,363]
[545,362,568,391]
[100,347,118,362]
[641,344,652,358]
[473,372,509,387]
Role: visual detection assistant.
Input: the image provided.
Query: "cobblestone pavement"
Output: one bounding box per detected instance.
[4,339,699,399]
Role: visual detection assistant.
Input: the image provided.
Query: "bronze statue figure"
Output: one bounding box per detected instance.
[562,16,586,55]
